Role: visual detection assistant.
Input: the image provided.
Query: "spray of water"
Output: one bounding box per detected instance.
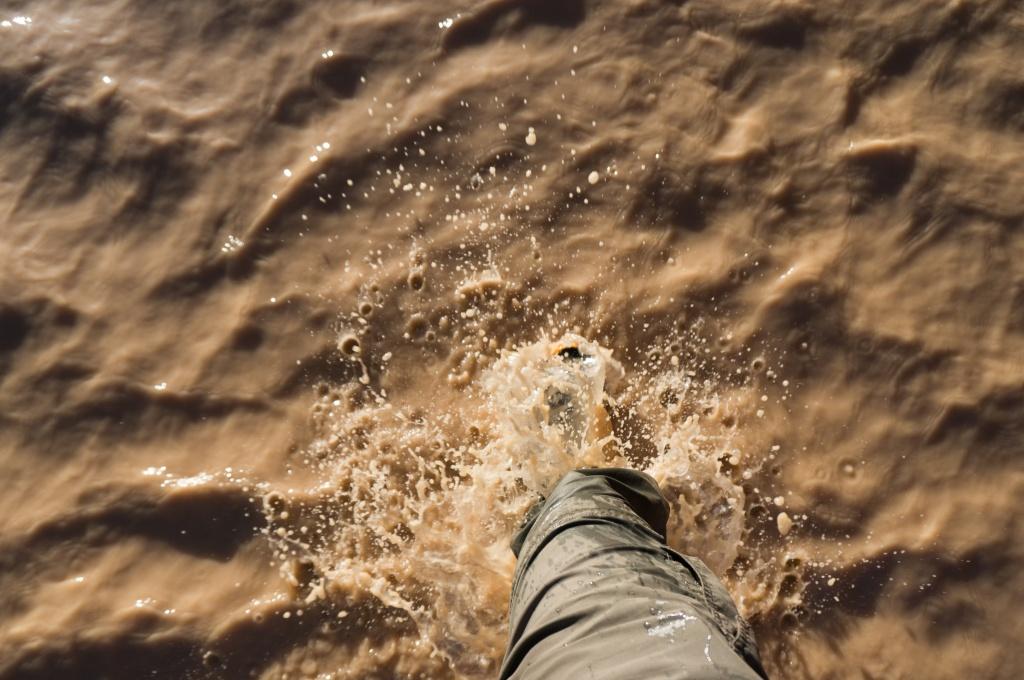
[248,329,803,678]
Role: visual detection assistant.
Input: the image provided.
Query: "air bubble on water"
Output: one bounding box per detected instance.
[221,235,244,253]
[338,334,361,357]
[2,16,32,28]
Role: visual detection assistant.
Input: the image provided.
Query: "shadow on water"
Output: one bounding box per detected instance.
[441,0,587,52]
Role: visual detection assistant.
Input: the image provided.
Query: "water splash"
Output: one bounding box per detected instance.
[247,331,793,676]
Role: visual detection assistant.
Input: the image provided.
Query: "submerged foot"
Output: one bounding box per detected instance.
[543,343,595,450]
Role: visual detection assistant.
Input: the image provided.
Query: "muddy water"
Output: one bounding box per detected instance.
[2,1,1023,678]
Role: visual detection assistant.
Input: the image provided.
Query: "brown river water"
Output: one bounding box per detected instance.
[2,1,1023,678]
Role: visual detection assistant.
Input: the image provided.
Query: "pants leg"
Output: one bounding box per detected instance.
[500,468,768,680]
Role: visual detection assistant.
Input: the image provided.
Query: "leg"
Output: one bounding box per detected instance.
[501,468,767,680]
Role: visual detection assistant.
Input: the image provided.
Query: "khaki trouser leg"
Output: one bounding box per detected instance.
[500,468,768,680]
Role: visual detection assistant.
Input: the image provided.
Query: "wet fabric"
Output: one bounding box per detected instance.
[500,468,768,680]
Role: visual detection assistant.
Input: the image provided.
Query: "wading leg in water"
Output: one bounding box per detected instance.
[500,468,768,680]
